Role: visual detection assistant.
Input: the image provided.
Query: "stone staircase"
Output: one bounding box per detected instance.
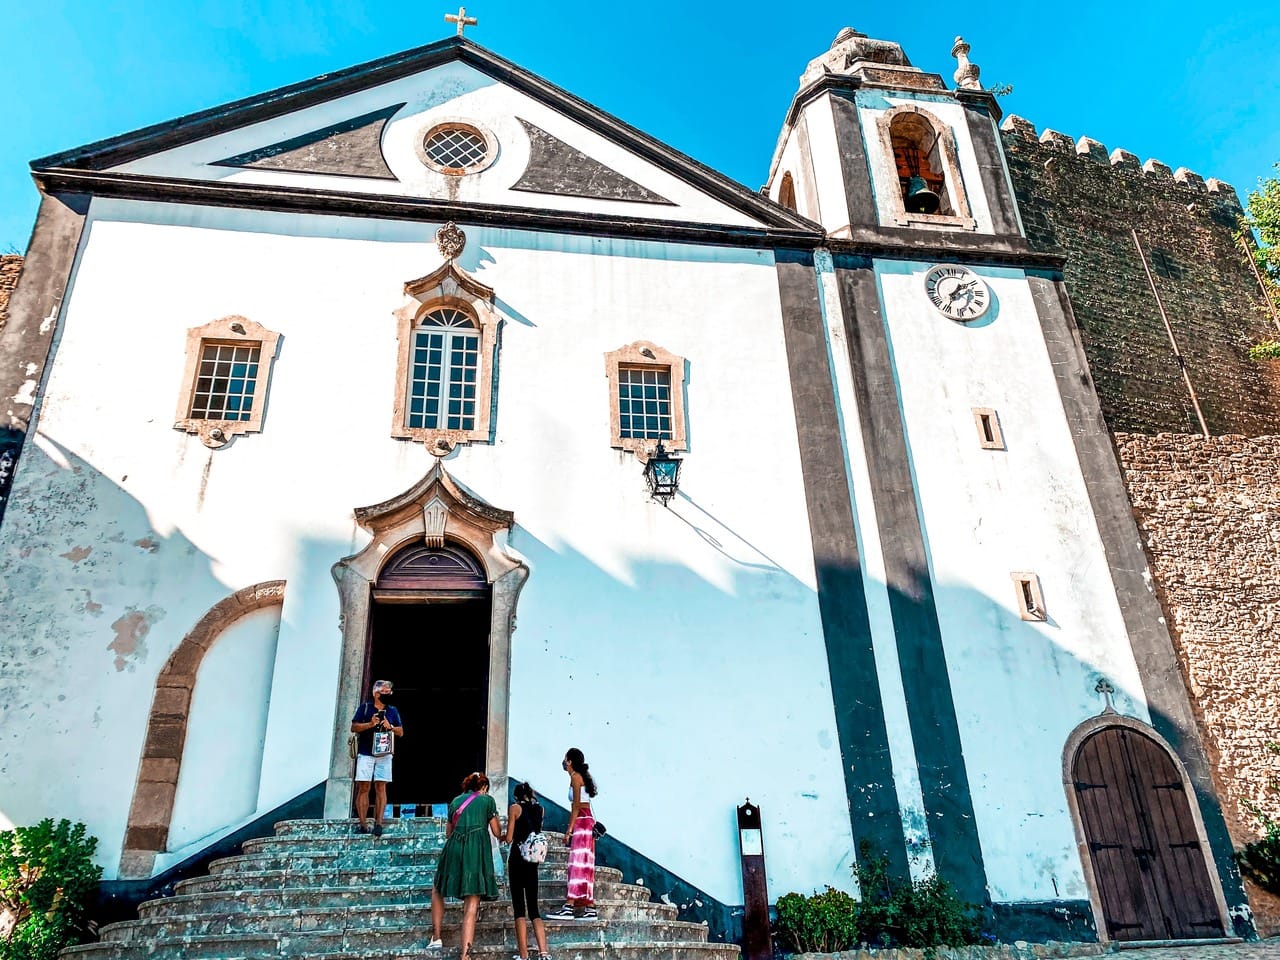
[65,818,740,960]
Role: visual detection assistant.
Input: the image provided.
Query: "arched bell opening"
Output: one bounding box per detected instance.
[778,171,798,212]
[889,112,953,216]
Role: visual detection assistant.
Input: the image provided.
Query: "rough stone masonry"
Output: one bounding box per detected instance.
[1116,431,1280,932]
[1002,118,1280,435]
[0,254,22,333]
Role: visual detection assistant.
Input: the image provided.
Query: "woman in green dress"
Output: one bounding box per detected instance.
[429,772,502,958]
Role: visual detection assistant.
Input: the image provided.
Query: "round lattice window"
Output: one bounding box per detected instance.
[421,122,494,175]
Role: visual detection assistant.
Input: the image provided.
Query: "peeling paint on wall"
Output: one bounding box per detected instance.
[132,537,159,553]
[60,545,92,562]
[108,605,165,672]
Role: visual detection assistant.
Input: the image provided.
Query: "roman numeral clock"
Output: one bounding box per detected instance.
[923,264,990,321]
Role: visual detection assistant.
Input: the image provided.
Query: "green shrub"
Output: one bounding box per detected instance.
[1248,340,1280,361]
[0,819,102,960]
[774,887,860,953]
[1234,742,1280,896]
[774,842,983,954]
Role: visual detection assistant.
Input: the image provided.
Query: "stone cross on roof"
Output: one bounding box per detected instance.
[445,6,477,36]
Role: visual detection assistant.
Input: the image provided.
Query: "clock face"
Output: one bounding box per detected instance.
[923,265,990,321]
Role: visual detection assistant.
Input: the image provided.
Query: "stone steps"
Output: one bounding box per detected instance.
[174,872,651,903]
[64,818,733,960]
[66,938,741,960]
[139,893,673,922]
[99,916,708,946]
[205,858,621,884]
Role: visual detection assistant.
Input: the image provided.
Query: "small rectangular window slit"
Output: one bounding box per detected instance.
[972,407,1004,450]
[1012,572,1047,621]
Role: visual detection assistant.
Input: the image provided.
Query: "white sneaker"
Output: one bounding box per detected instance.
[427,938,444,952]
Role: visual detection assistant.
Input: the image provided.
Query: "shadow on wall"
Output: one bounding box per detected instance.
[0,434,327,881]
[497,494,1251,943]
[0,433,1255,944]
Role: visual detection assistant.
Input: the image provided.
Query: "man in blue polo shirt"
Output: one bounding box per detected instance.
[350,679,404,836]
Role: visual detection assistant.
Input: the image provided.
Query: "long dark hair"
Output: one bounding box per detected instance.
[513,781,538,805]
[565,748,598,798]
[461,771,489,793]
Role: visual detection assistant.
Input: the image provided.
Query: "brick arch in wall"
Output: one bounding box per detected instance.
[118,580,286,879]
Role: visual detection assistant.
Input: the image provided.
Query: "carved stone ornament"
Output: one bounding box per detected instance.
[423,495,448,548]
[951,36,982,91]
[436,221,467,261]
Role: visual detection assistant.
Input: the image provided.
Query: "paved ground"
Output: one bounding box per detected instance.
[1112,945,1280,958]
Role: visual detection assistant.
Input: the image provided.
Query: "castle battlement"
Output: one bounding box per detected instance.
[999,114,1240,205]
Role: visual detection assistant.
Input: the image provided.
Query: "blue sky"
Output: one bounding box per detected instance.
[1,1,1278,251]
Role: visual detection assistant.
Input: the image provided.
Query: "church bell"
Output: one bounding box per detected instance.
[904,176,941,215]
[900,142,942,215]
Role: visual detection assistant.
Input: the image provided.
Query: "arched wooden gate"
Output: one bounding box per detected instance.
[1072,725,1224,942]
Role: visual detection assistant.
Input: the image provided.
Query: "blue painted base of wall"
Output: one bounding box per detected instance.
[531,787,742,944]
[989,900,1098,943]
[94,782,326,927]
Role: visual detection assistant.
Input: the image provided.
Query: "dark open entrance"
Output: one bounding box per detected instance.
[363,541,491,811]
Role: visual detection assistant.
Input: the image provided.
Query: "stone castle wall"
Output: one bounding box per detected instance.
[1115,432,1280,930]
[0,255,22,333]
[1002,117,1280,436]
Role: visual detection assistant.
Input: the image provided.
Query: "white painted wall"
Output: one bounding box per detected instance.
[113,62,763,230]
[874,260,1149,903]
[0,196,854,902]
[166,605,281,854]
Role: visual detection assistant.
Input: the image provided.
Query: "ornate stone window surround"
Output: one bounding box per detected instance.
[173,315,282,449]
[325,461,527,814]
[392,262,499,453]
[415,117,499,176]
[874,104,976,231]
[1062,714,1234,943]
[604,340,688,462]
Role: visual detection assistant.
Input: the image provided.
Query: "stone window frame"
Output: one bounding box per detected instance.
[874,104,976,231]
[392,261,499,454]
[119,580,286,879]
[972,407,1005,450]
[173,315,282,449]
[1012,571,1047,621]
[604,341,688,462]
[415,118,499,177]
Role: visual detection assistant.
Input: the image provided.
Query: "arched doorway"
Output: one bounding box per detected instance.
[1069,721,1226,942]
[324,461,527,819]
[368,541,492,808]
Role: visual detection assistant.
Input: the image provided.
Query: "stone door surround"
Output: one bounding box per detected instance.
[119,580,286,879]
[324,459,527,816]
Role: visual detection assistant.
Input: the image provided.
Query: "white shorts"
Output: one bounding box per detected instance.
[355,754,393,782]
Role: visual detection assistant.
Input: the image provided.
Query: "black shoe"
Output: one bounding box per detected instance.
[372,823,384,837]
[355,823,370,835]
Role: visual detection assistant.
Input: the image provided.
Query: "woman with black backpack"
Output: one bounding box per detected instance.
[504,781,552,960]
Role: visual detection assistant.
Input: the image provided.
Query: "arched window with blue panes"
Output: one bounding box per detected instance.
[407,306,481,432]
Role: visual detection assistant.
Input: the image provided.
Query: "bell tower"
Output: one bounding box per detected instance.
[764,27,1022,240]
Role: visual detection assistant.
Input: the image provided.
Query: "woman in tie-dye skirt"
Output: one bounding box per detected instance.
[550,747,598,920]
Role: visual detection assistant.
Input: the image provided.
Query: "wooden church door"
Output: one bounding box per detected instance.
[1073,726,1224,942]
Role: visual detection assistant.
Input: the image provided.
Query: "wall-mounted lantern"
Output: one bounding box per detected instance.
[643,440,682,504]
[737,799,772,960]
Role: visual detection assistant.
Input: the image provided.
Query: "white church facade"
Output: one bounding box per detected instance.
[0,28,1251,945]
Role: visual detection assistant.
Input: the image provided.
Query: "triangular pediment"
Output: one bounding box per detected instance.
[33,39,813,234]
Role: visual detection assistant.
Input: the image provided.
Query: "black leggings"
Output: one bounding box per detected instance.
[508,852,541,920]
